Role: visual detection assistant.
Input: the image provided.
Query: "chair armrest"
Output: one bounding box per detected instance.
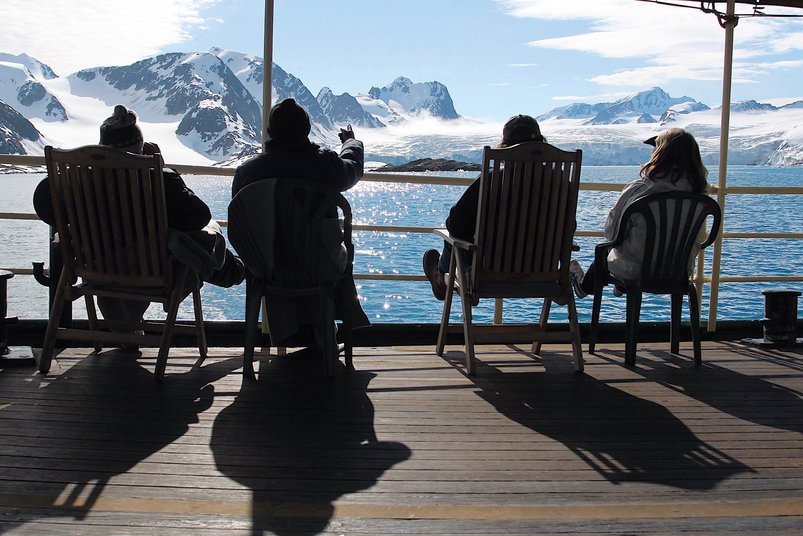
[594,240,616,269]
[434,228,475,251]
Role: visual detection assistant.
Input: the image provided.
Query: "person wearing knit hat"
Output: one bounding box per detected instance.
[423,114,547,300]
[266,98,312,144]
[33,105,246,312]
[231,98,369,348]
[99,105,145,154]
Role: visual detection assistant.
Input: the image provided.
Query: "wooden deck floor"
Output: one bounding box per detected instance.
[0,341,801,534]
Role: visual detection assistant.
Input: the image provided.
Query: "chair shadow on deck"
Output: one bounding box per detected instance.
[210,350,411,536]
[3,350,240,531]
[630,345,803,434]
[453,349,754,490]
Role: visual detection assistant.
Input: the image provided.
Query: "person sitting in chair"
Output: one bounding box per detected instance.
[422,114,546,300]
[568,127,709,298]
[231,98,370,347]
[34,104,245,326]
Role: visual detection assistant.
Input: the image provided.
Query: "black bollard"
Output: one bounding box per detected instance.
[742,288,801,348]
[761,289,801,346]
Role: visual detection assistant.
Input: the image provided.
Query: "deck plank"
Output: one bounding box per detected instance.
[0,341,801,534]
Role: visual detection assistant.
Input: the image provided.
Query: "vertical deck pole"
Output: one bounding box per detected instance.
[260,0,275,344]
[262,0,274,146]
[706,0,736,333]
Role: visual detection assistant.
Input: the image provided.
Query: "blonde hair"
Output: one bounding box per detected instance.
[640,128,707,192]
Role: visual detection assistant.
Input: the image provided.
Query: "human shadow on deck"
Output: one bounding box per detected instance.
[210,352,411,536]
[2,350,240,530]
[467,351,752,490]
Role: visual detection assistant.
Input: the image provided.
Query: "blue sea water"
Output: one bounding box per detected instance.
[1,166,801,324]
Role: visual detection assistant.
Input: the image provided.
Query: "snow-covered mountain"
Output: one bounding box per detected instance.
[317,87,385,128]
[538,87,709,126]
[368,77,459,120]
[69,51,262,159]
[1,50,802,166]
[0,98,47,154]
[0,53,67,122]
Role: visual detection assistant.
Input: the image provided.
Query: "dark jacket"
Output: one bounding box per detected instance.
[446,174,481,241]
[33,169,211,232]
[231,138,364,197]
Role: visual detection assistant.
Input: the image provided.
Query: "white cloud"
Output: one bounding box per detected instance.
[496,0,803,88]
[2,0,220,75]
[508,62,539,67]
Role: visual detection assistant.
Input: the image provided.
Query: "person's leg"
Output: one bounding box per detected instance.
[570,260,598,298]
[204,249,246,288]
[580,261,597,295]
[97,297,149,323]
[423,244,448,300]
[97,297,149,350]
[438,242,452,275]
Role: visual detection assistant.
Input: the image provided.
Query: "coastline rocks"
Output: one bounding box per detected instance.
[375,158,480,172]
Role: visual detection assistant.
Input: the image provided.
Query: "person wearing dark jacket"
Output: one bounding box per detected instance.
[232,98,364,196]
[422,114,546,299]
[33,105,245,326]
[231,98,369,346]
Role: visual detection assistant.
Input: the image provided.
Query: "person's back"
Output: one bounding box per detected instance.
[570,128,709,298]
[232,98,363,196]
[34,104,244,327]
[604,128,708,281]
[423,114,547,300]
[230,98,370,346]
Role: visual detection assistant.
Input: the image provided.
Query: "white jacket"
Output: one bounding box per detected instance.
[605,174,698,281]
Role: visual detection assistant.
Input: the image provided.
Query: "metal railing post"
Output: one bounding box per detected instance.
[707,0,737,333]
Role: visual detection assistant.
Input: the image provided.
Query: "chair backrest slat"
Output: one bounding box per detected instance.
[618,191,722,292]
[471,141,582,295]
[44,145,172,289]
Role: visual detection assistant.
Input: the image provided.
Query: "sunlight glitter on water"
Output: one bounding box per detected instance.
[2,167,801,324]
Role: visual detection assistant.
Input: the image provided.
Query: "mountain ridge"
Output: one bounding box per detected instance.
[1,49,802,166]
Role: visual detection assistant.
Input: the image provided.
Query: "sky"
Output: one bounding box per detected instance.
[3,0,803,121]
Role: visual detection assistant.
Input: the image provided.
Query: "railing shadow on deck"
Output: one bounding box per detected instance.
[209,351,411,535]
[0,350,241,533]
[442,349,754,490]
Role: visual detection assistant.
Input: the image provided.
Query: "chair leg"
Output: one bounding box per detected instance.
[39,271,69,374]
[343,321,354,371]
[318,286,338,377]
[589,282,604,355]
[670,292,682,354]
[243,277,262,379]
[531,298,551,355]
[154,290,182,382]
[460,287,476,376]
[84,294,102,352]
[453,249,476,375]
[436,250,457,357]
[192,286,207,359]
[624,287,642,367]
[566,293,584,372]
[687,282,702,366]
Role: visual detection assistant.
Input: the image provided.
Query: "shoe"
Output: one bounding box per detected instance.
[423,249,447,300]
[569,259,588,299]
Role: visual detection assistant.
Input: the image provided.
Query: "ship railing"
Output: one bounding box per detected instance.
[2,155,802,332]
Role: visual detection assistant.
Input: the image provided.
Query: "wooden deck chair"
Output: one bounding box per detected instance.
[589,191,722,366]
[39,145,207,381]
[227,179,355,379]
[435,141,584,375]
